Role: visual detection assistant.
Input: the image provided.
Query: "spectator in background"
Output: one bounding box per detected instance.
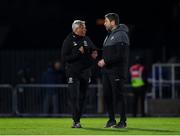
[129,56,147,117]
[90,50,101,84]
[41,60,66,114]
[16,65,36,114]
[16,65,36,84]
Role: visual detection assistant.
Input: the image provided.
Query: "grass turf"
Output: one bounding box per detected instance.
[0,117,180,135]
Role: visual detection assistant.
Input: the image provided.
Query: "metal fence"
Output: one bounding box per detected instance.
[0,84,103,116]
[0,84,138,117]
[0,84,14,116]
[14,84,100,116]
[151,63,180,99]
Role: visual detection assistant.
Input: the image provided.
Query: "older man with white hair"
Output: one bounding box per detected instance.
[61,20,98,128]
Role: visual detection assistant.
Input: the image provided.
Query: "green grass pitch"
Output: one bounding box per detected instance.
[0,117,180,135]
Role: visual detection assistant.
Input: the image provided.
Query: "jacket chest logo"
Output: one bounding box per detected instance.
[110,36,114,40]
[73,40,88,46]
[73,42,77,46]
[83,40,88,46]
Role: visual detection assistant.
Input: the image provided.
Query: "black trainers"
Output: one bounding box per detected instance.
[104,120,116,128]
[72,122,82,128]
[114,121,127,128]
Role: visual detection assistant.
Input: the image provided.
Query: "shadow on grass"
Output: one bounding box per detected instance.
[82,127,128,133]
[128,127,178,133]
[82,127,178,133]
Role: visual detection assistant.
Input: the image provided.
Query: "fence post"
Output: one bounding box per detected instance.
[97,79,103,113]
[12,86,18,116]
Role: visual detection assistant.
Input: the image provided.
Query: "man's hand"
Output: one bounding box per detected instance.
[91,50,98,59]
[98,59,106,68]
[79,46,84,54]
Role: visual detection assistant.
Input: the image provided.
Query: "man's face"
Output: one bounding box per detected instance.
[104,17,113,31]
[75,24,87,36]
[54,62,61,71]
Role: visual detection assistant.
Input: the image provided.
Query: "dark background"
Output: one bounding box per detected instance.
[0,1,179,45]
[0,0,180,115]
[0,0,180,61]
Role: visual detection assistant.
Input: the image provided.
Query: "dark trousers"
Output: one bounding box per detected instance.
[43,91,59,114]
[67,74,89,123]
[132,86,145,117]
[103,73,126,122]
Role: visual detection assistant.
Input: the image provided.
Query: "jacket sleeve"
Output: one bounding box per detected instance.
[61,38,82,63]
[103,42,129,65]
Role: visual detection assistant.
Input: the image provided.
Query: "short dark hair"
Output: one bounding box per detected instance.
[105,13,119,25]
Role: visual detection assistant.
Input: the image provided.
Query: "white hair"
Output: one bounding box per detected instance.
[72,20,85,32]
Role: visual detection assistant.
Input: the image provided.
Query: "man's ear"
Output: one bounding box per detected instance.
[111,20,116,26]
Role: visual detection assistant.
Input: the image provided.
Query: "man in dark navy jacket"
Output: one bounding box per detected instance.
[98,13,130,128]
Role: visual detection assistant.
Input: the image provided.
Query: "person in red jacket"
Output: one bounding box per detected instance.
[129,56,147,117]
